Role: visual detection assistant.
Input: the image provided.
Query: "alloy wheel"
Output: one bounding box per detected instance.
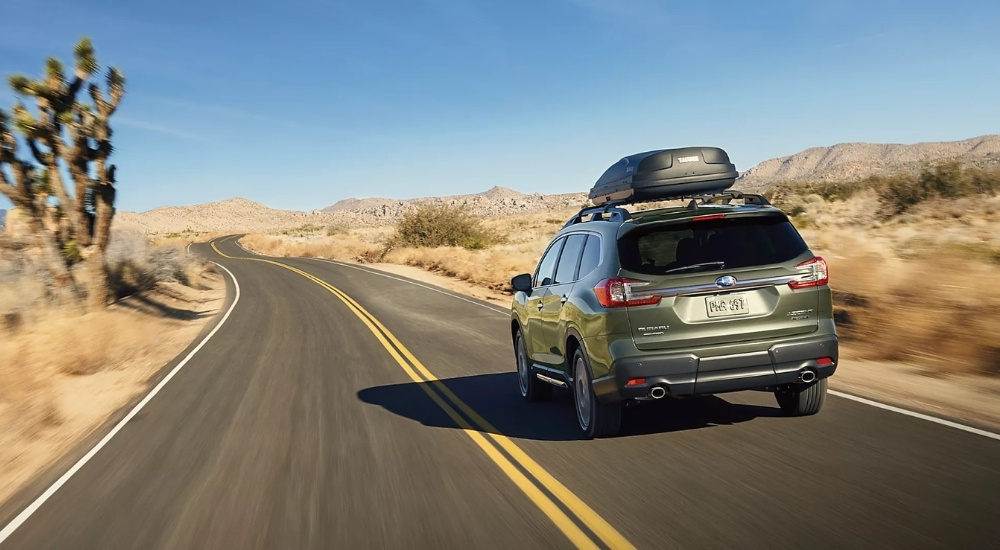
[574,355,591,431]
[516,336,530,397]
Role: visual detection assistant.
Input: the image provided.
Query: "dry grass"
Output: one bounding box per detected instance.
[791,189,1000,376]
[151,230,232,247]
[0,231,224,504]
[818,236,1000,375]
[0,310,166,452]
[241,229,389,261]
[383,244,545,291]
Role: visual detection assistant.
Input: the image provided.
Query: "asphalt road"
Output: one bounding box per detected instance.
[2,235,999,549]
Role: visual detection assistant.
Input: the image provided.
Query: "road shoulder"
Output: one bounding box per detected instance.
[0,272,225,508]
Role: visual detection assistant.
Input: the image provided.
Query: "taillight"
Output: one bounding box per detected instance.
[594,278,661,308]
[788,256,829,289]
[692,213,726,222]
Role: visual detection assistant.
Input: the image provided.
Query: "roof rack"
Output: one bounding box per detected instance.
[563,202,631,228]
[684,190,770,209]
[562,191,771,228]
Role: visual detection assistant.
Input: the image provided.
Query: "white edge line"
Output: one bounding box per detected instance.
[828,390,1000,441]
[231,235,999,442]
[186,243,192,254]
[0,261,242,544]
[234,239,257,256]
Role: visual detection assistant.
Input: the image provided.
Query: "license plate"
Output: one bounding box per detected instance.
[706,294,749,318]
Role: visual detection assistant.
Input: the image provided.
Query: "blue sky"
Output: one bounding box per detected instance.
[1,0,998,212]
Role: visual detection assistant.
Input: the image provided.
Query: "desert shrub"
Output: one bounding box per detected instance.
[771,163,1000,218]
[789,213,813,229]
[769,178,876,205]
[326,223,348,236]
[878,162,1000,216]
[357,246,389,264]
[784,196,808,216]
[106,230,192,298]
[969,166,1000,195]
[877,173,926,216]
[392,204,502,250]
[947,242,1000,264]
[0,252,54,314]
[279,224,324,237]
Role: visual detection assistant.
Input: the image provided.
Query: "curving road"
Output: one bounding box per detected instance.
[1,235,998,549]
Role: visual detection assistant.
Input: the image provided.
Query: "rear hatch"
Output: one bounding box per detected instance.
[617,211,823,352]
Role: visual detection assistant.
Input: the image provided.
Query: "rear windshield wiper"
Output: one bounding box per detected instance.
[662,261,726,274]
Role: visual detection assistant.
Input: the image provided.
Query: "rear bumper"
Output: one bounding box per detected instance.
[592,335,838,403]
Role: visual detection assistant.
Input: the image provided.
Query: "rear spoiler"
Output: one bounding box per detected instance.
[616,208,788,239]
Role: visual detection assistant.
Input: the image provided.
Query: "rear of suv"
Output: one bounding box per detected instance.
[509,193,838,438]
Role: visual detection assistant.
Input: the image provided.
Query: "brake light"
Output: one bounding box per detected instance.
[594,278,661,308]
[692,213,726,222]
[788,256,829,289]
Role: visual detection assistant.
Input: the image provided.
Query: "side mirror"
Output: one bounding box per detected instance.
[511,273,533,293]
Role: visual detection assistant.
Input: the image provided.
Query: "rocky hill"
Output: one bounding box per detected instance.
[115,187,589,234]
[735,134,1000,192]
[113,198,332,234]
[323,186,587,220]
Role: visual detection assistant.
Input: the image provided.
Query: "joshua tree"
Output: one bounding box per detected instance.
[0,38,125,308]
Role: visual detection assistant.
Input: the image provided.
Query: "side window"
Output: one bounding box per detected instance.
[554,234,587,284]
[577,234,602,279]
[533,238,564,287]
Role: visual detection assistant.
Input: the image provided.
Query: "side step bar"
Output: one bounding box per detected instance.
[535,373,568,388]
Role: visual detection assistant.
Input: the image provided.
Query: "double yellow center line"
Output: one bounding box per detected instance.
[210,238,635,550]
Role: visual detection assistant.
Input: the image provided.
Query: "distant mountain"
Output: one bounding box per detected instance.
[323,197,394,212]
[113,198,332,234]
[735,135,1000,192]
[321,186,587,220]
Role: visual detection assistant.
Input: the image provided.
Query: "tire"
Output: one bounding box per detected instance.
[572,347,621,438]
[515,331,551,402]
[774,377,828,416]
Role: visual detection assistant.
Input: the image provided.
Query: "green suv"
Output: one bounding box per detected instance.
[509,192,838,438]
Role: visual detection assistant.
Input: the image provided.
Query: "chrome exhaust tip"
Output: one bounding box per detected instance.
[798,369,817,383]
[649,386,667,399]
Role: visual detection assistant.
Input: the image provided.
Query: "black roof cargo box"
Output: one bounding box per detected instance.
[589,147,738,206]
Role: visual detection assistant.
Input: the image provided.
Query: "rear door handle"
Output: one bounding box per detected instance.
[560,294,569,304]
[536,301,544,311]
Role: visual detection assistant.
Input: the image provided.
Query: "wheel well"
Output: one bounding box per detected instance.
[565,335,581,374]
[511,320,520,344]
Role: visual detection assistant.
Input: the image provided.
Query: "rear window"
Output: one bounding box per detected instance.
[577,235,602,279]
[617,215,808,275]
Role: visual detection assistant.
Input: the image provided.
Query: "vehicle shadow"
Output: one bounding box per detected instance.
[358,372,783,441]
